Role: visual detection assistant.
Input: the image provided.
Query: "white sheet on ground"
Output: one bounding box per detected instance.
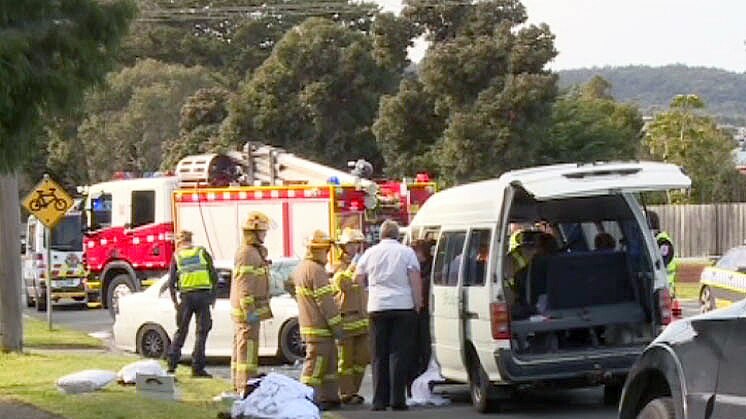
[56,370,118,394]
[407,358,451,407]
[231,372,319,419]
[118,360,167,384]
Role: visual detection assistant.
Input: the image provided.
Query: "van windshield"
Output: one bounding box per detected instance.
[51,215,83,251]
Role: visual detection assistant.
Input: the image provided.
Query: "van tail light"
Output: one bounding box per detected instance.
[671,298,682,320]
[490,302,511,340]
[659,288,673,325]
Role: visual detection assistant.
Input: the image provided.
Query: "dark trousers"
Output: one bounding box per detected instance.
[168,290,213,372]
[408,310,431,390]
[369,309,416,409]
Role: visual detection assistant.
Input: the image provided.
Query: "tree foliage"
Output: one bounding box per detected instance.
[123,0,380,85]
[543,77,643,164]
[222,16,412,168]
[375,0,557,184]
[559,65,746,124]
[644,95,743,203]
[0,0,135,174]
[161,87,232,170]
[77,59,216,181]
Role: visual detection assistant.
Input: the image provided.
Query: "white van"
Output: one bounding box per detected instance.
[408,162,691,412]
[22,210,87,311]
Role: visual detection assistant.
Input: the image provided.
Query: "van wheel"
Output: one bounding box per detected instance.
[636,397,675,419]
[107,274,135,318]
[35,292,47,312]
[699,286,716,313]
[467,353,499,413]
[25,289,34,308]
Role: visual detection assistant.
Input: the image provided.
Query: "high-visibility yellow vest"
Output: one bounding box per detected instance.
[175,247,212,291]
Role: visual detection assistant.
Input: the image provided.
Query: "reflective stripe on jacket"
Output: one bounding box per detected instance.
[294,258,343,342]
[175,247,212,291]
[231,244,272,322]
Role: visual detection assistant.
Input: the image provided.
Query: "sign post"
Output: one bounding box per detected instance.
[22,174,75,330]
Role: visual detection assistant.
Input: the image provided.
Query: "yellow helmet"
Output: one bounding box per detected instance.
[305,230,333,249]
[243,211,270,231]
[176,230,193,244]
[337,227,365,245]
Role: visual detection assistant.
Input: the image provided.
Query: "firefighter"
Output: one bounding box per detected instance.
[230,211,273,396]
[167,230,218,377]
[294,230,344,410]
[332,228,369,405]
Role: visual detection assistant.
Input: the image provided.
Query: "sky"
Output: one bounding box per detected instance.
[372,0,746,73]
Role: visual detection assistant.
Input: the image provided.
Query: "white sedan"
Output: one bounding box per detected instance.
[113,258,304,363]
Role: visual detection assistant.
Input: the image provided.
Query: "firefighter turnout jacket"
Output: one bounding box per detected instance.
[332,258,368,336]
[231,244,273,323]
[294,258,343,342]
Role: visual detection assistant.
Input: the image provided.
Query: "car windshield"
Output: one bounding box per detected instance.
[50,215,83,251]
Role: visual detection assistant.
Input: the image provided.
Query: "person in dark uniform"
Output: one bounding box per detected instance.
[166,230,218,377]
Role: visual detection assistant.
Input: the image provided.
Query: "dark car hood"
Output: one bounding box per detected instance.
[653,300,746,346]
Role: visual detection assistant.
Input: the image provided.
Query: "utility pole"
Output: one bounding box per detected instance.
[0,173,23,352]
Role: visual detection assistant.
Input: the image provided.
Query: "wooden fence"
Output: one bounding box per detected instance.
[649,204,746,257]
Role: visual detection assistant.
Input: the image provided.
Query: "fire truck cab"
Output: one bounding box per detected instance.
[82,176,178,315]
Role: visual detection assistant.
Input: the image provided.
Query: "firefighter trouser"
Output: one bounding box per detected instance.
[232,322,260,394]
[301,339,339,403]
[337,333,369,398]
[167,290,213,372]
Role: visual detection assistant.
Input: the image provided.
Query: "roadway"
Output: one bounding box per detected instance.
[24,301,701,419]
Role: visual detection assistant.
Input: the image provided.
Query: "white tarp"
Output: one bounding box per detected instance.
[407,358,450,407]
[231,373,319,419]
[117,360,167,384]
[56,370,117,394]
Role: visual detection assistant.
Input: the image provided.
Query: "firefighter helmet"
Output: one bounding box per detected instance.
[243,211,270,231]
[337,227,365,245]
[305,230,333,249]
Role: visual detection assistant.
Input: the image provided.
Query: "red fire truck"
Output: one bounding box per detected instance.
[81,144,434,316]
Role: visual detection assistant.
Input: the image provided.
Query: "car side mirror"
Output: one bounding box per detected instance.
[737,266,746,274]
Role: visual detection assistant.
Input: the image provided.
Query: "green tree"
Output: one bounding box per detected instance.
[222,16,411,168]
[0,0,134,352]
[375,0,557,183]
[124,0,380,86]
[543,78,643,164]
[161,87,232,170]
[645,95,741,203]
[77,59,216,181]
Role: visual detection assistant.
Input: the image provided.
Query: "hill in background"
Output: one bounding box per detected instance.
[559,65,746,124]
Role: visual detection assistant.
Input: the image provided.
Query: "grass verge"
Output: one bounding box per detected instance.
[0,352,229,419]
[24,317,104,350]
[5,316,231,419]
[675,282,700,301]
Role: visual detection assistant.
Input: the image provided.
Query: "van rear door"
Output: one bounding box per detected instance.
[511,162,691,200]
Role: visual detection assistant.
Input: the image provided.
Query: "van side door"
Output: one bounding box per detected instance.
[431,229,468,381]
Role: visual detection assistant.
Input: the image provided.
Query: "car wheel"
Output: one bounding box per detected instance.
[35,291,47,312]
[467,350,499,413]
[137,325,170,359]
[637,397,675,419]
[107,274,135,318]
[699,285,716,313]
[279,318,305,363]
[603,383,623,406]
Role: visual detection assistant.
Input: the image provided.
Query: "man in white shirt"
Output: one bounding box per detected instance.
[355,220,423,411]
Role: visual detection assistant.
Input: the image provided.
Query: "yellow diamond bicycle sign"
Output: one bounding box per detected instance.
[22,175,74,229]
